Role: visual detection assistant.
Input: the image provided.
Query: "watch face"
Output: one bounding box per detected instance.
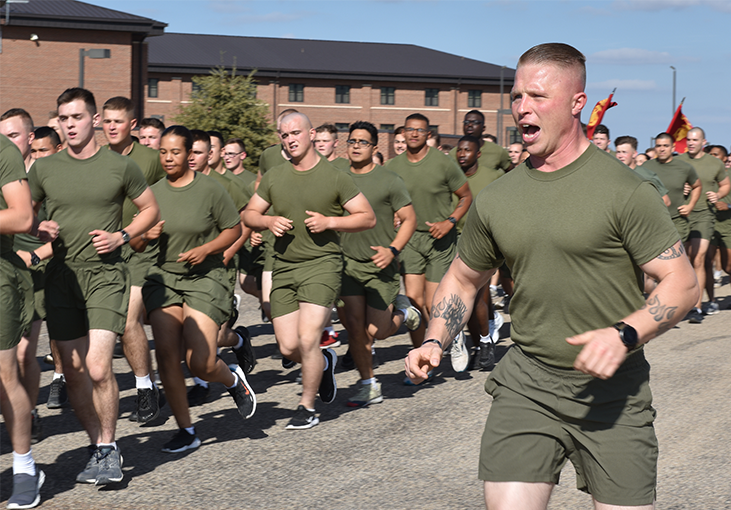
[621,325,638,349]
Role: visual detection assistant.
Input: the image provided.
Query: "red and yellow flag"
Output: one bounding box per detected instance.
[586,90,618,139]
[666,103,692,154]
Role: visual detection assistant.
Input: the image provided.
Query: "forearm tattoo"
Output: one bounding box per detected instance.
[640,295,678,335]
[431,294,467,338]
[657,243,685,260]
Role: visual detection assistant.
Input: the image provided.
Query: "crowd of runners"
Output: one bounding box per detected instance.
[0,41,729,509]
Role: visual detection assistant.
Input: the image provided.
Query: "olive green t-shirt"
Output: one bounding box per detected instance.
[677,153,727,211]
[330,157,350,172]
[206,169,248,211]
[449,141,511,172]
[257,158,360,263]
[120,142,165,227]
[259,143,289,175]
[150,172,240,275]
[29,148,149,264]
[630,165,668,198]
[454,164,505,233]
[341,165,412,262]
[387,147,467,233]
[714,169,731,235]
[0,135,28,258]
[458,144,679,369]
[232,169,256,187]
[641,158,698,219]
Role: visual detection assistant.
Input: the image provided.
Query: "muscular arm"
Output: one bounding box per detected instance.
[707,176,730,203]
[0,180,33,235]
[370,204,416,269]
[567,240,698,379]
[679,179,702,216]
[426,182,473,238]
[90,187,161,254]
[306,192,375,233]
[404,255,494,382]
[222,213,249,266]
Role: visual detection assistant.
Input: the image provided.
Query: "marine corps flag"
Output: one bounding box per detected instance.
[666,100,692,154]
[586,89,618,139]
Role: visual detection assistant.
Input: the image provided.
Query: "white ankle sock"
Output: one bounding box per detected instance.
[97,442,117,450]
[193,377,209,388]
[362,377,376,386]
[232,331,244,350]
[324,326,334,335]
[52,372,64,381]
[135,374,153,390]
[13,450,35,476]
[184,426,195,436]
[397,307,409,318]
[480,334,492,345]
[225,372,238,389]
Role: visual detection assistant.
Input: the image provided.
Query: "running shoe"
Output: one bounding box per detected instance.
[702,301,720,315]
[478,342,495,371]
[285,405,319,430]
[46,377,68,409]
[450,331,469,372]
[94,447,123,485]
[319,348,338,404]
[489,311,504,343]
[30,410,42,444]
[233,326,257,374]
[319,330,341,348]
[135,385,165,423]
[7,470,45,509]
[227,365,257,419]
[347,381,383,407]
[394,294,422,331]
[187,383,209,407]
[162,429,201,453]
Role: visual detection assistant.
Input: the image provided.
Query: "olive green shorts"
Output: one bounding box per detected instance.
[480,346,657,507]
[121,243,156,287]
[30,259,48,321]
[687,208,715,241]
[270,255,342,318]
[237,242,254,274]
[45,260,130,341]
[340,256,399,311]
[711,208,731,248]
[671,215,690,244]
[142,265,231,326]
[0,256,34,350]
[400,229,457,283]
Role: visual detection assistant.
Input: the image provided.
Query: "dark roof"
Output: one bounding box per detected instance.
[2,0,166,36]
[148,33,514,86]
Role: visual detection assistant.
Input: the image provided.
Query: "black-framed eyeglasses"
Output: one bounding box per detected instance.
[404,127,427,134]
[463,119,483,126]
[346,139,373,147]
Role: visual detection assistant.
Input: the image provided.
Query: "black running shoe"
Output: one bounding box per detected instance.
[30,409,42,445]
[319,348,337,404]
[162,429,201,453]
[282,356,296,369]
[136,385,165,423]
[340,348,355,371]
[187,383,209,407]
[687,309,704,324]
[478,342,495,371]
[227,365,256,419]
[233,326,257,374]
[285,405,319,430]
[46,377,68,409]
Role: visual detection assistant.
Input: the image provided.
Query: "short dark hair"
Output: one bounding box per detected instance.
[315,123,338,136]
[190,129,211,149]
[57,88,97,116]
[405,113,429,125]
[594,124,609,137]
[614,135,637,150]
[103,96,134,116]
[483,134,498,144]
[349,121,378,145]
[0,108,34,133]
[394,126,405,136]
[139,117,165,131]
[161,125,193,152]
[710,144,728,158]
[33,126,61,147]
[458,135,481,148]
[430,131,441,146]
[225,138,246,152]
[464,110,485,123]
[207,130,224,146]
[373,151,384,165]
[655,132,674,143]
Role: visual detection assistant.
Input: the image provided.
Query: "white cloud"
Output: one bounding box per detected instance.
[589,48,676,65]
[588,79,658,91]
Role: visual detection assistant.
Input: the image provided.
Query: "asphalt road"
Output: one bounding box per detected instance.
[2,285,730,509]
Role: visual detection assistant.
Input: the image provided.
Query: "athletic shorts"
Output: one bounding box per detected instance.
[142,265,231,326]
[0,256,34,350]
[479,345,657,507]
[688,208,715,241]
[400,230,457,283]
[711,229,731,249]
[30,259,48,321]
[340,256,399,311]
[237,242,253,274]
[671,215,690,244]
[45,259,130,341]
[270,255,342,318]
[711,208,731,248]
[225,253,239,297]
[121,243,156,287]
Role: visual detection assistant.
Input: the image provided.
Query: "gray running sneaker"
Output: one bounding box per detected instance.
[489,311,504,343]
[702,301,720,315]
[450,331,469,373]
[7,470,45,509]
[76,446,103,484]
[347,381,383,408]
[46,377,68,409]
[94,447,124,485]
[394,294,422,331]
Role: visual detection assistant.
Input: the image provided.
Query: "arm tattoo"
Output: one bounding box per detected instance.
[640,295,678,334]
[657,244,685,260]
[431,294,468,338]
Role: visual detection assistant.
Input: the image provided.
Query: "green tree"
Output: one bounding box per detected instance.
[174,66,277,173]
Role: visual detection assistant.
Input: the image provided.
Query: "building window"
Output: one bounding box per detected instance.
[429,125,439,134]
[192,82,202,95]
[151,114,165,123]
[507,126,520,145]
[148,78,158,98]
[335,85,350,104]
[380,87,395,105]
[335,123,349,132]
[289,84,304,102]
[425,88,439,107]
[468,90,482,108]
[380,124,395,132]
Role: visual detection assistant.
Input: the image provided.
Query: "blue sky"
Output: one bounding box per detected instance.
[91,0,731,151]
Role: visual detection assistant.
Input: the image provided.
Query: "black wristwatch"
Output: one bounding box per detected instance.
[389,246,400,257]
[447,216,457,225]
[119,229,130,244]
[422,339,443,350]
[613,322,639,351]
[30,251,41,266]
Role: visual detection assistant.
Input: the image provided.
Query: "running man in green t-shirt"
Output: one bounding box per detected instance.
[386,113,473,350]
[102,96,166,424]
[405,43,698,509]
[244,112,375,429]
[339,121,419,407]
[449,110,512,175]
[28,88,160,486]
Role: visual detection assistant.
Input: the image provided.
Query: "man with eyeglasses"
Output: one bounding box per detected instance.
[223,138,255,187]
[339,121,420,406]
[450,110,511,175]
[314,123,350,172]
[386,113,472,366]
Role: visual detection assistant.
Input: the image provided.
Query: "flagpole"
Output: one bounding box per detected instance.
[670,66,676,115]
